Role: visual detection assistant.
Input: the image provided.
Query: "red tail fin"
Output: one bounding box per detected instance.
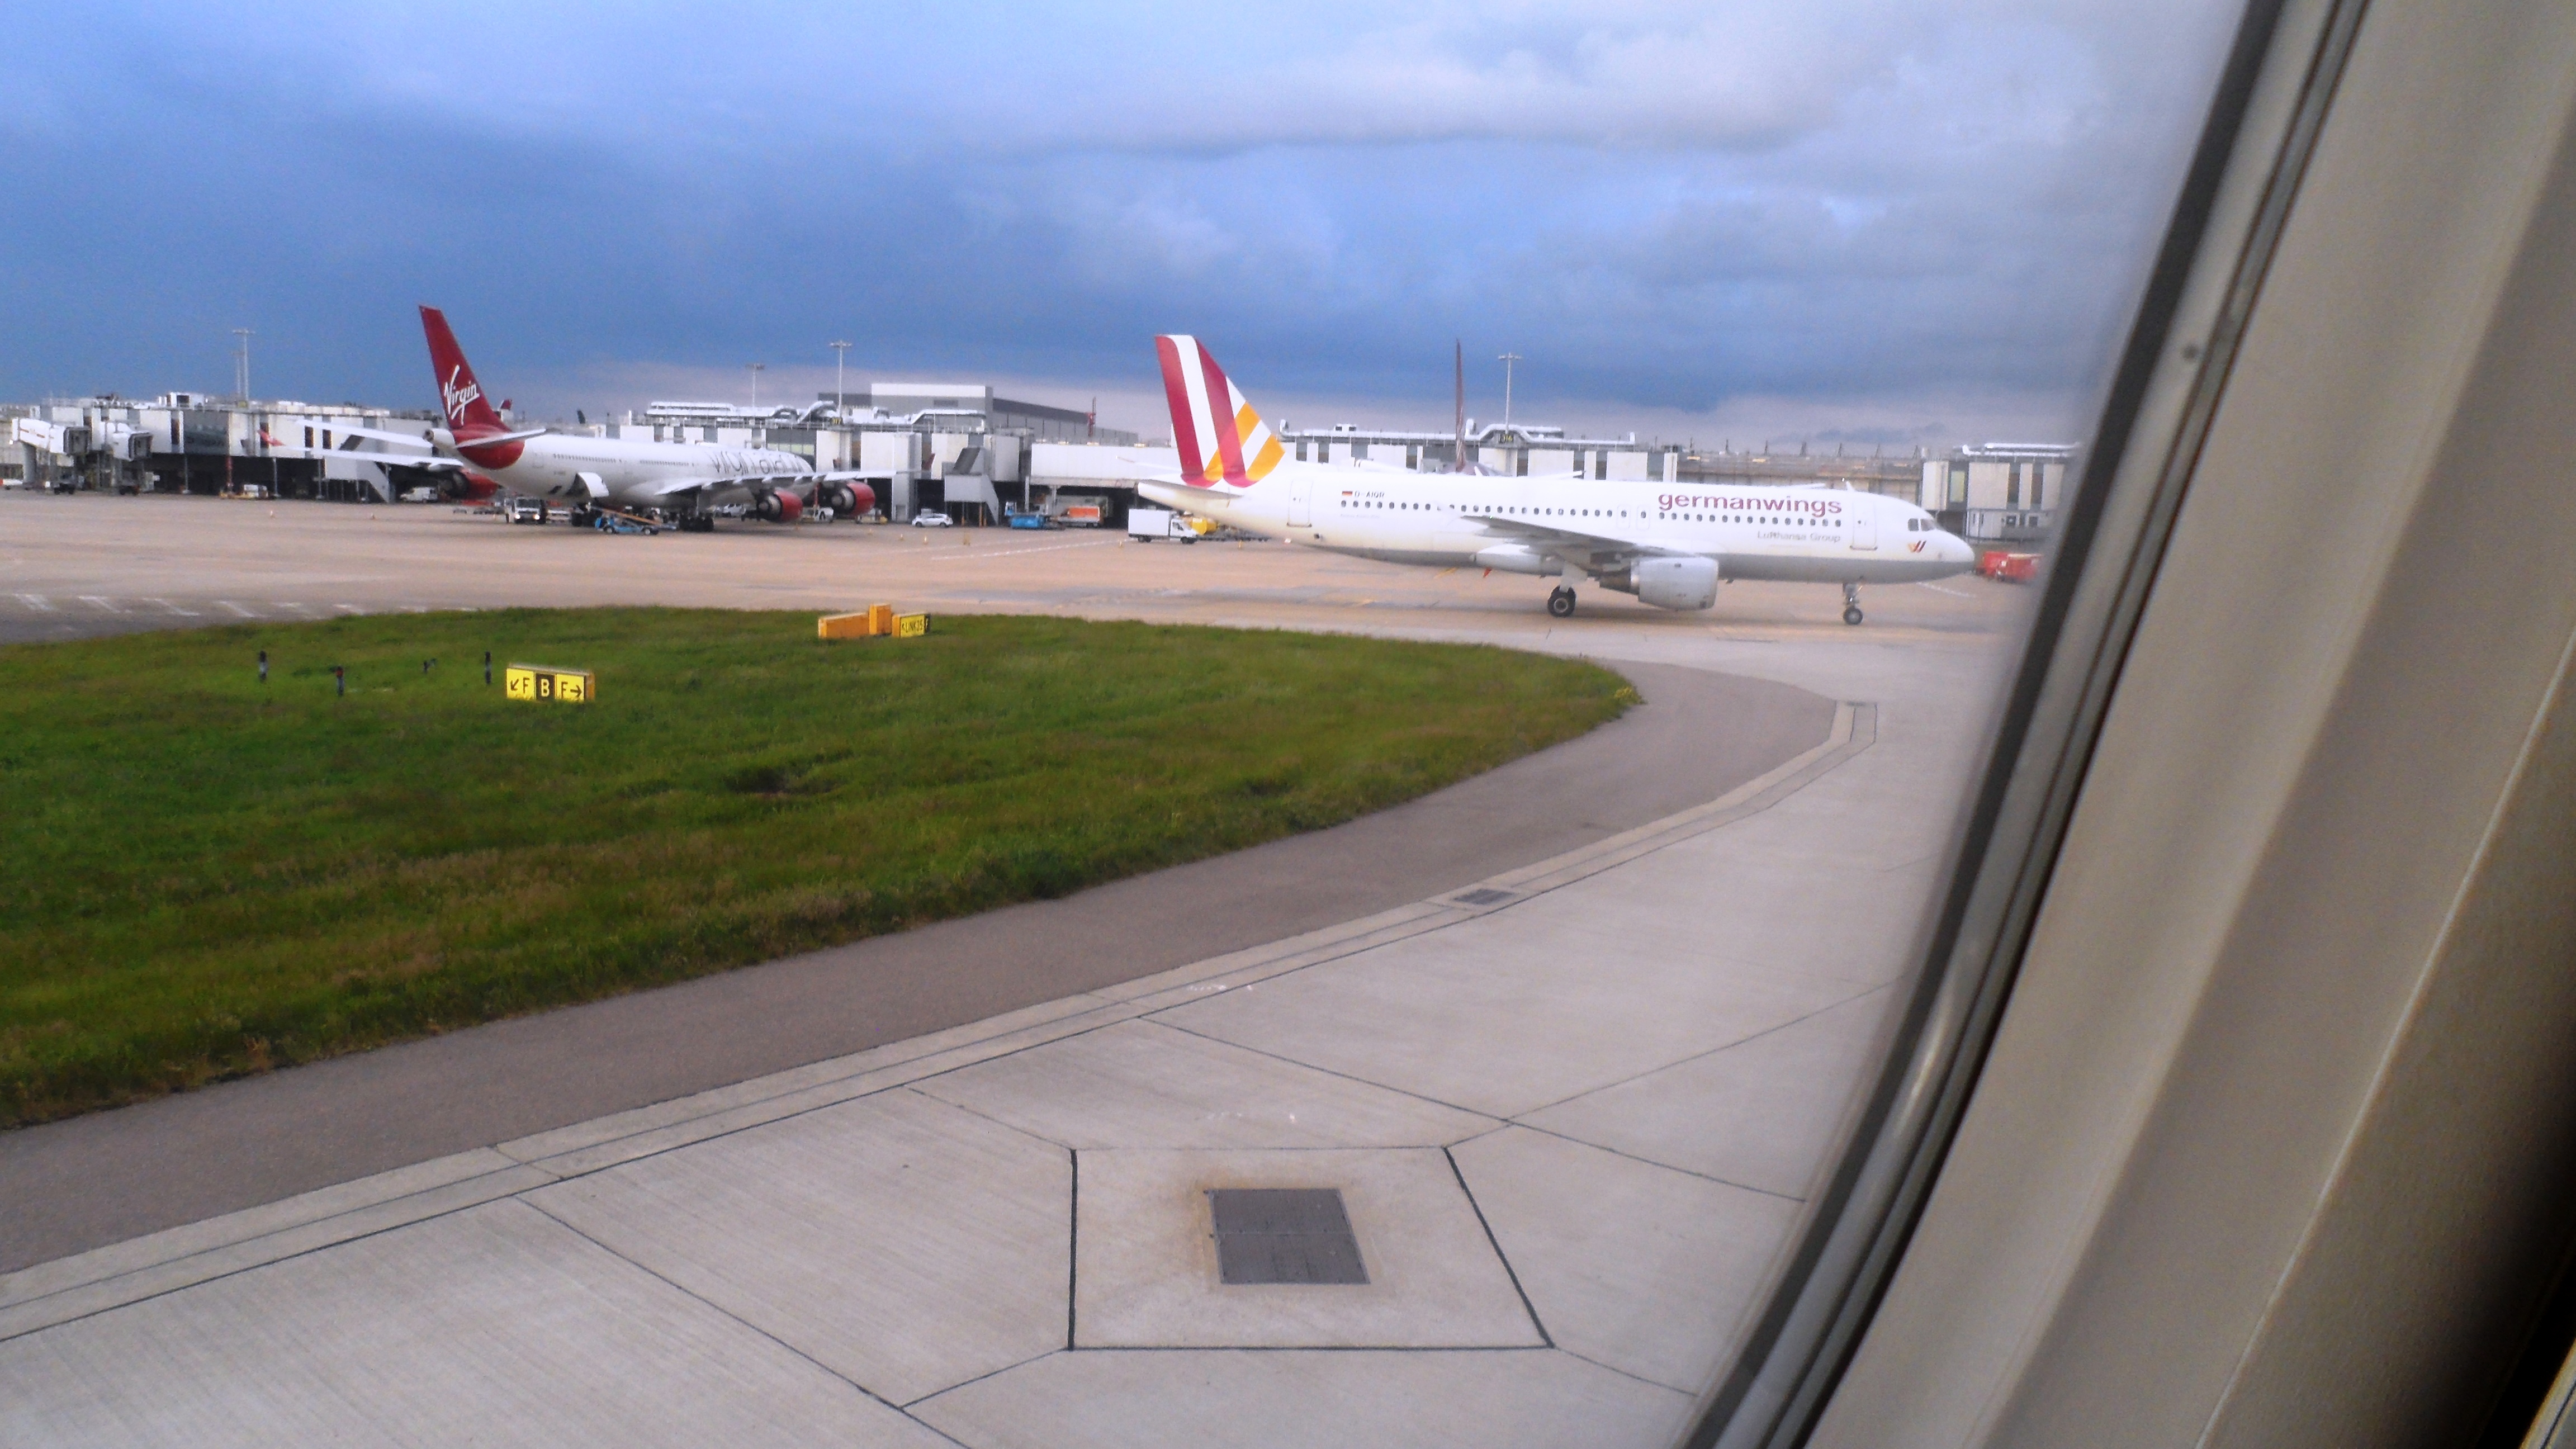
[420,306,504,438]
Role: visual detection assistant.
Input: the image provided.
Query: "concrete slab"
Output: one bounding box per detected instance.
[1073,1148,1539,1348]
[0,489,2031,1449]
[1454,1127,1803,1393]
[917,1019,1499,1150]
[0,1201,949,1448]
[528,1088,1067,1406]
[1521,988,1898,1197]
[912,1346,1693,1449]
[1153,886,1873,1119]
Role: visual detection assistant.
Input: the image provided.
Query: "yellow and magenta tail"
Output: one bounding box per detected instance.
[1154,335,1284,489]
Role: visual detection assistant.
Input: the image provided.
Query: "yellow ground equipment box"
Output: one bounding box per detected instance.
[819,604,922,640]
[504,664,595,703]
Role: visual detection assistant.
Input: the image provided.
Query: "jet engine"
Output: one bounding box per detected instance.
[752,489,804,523]
[1635,556,1721,610]
[818,481,874,516]
[441,471,500,503]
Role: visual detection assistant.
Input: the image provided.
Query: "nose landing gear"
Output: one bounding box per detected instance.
[1843,581,1864,626]
[1547,586,1578,619]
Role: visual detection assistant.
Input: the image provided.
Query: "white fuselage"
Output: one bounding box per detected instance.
[455,431,811,509]
[1140,462,1978,588]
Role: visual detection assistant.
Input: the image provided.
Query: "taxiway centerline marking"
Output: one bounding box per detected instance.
[15,594,52,612]
[935,538,1126,561]
[78,596,119,613]
[218,601,257,617]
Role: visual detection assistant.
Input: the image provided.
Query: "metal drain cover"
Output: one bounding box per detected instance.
[1453,887,1516,906]
[1209,1188,1368,1285]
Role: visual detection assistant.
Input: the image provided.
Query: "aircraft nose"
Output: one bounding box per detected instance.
[1942,531,1974,564]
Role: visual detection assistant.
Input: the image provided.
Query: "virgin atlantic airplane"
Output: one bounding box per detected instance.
[344,307,873,529]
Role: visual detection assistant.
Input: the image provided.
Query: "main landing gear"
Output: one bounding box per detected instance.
[678,513,716,533]
[1548,585,1578,619]
[1843,581,1864,626]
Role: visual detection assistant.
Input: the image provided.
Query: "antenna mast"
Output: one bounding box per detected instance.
[1453,340,1465,471]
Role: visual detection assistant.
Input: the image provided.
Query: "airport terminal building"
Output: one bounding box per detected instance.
[8,389,2071,541]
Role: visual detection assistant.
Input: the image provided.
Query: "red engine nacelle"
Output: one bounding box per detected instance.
[754,489,803,523]
[442,471,500,502]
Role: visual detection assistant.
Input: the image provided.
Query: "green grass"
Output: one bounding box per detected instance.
[0,608,1630,1125]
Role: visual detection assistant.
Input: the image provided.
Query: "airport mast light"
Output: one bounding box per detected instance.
[233,328,254,403]
[747,362,764,410]
[830,341,852,412]
[1498,352,1523,425]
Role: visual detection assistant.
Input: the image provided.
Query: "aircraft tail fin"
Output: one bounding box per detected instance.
[419,306,506,438]
[1154,335,1283,489]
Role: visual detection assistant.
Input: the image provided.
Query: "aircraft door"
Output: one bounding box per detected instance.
[1850,512,1878,550]
[1287,476,1311,528]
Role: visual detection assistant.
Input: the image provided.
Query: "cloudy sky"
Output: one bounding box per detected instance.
[4,1,2241,445]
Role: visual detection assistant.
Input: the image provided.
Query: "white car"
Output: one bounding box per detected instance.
[910,512,953,528]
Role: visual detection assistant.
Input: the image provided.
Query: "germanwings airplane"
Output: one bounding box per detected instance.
[1140,335,1978,622]
[344,307,873,528]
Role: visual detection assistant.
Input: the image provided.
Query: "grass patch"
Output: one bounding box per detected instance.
[0,608,1629,1125]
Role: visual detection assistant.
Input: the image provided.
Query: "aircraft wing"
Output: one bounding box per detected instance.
[330,425,445,448]
[306,439,468,472]
[631,472,821,503]
[1462,513,1692,564]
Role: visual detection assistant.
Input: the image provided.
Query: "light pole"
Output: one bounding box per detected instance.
[1497,352,1522,425]
[747,363,764,411]
[233,328,254,402]
[828,341,852,413]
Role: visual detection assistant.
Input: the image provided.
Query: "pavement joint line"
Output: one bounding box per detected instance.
[0,699,1882,1332]
[1139,1017,1504,1125]
[1495,1122,1809,1204]
[520,1197,970,1442]
[898,1347,1069,1413]
[1447,1144,1555,1349]
[1500,984,1900,1131]
[0,1161,551,1343]
[1550,1342,1711,1398]
[1066,1152,1080,1351]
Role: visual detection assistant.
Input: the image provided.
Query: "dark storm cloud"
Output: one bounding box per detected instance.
[1,1,2241,435]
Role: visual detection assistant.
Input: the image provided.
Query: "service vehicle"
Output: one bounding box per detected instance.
[911,510,953,528]
[1127,506,1200,542]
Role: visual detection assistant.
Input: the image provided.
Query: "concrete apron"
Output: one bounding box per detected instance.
[0,702,1921,1449]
